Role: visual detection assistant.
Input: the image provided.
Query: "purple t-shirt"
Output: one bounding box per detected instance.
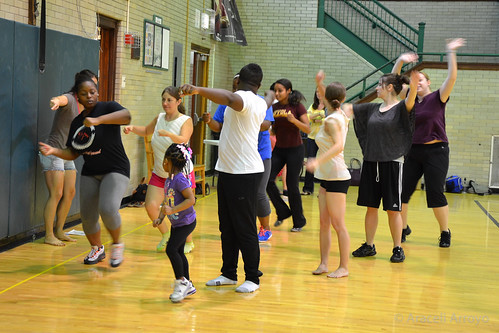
[164,173,196,228]
[412,90,448,144]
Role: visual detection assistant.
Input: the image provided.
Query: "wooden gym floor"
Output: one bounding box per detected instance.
[0,180,498,332]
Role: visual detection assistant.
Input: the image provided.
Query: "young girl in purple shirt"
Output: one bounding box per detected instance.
[153,143,197,303]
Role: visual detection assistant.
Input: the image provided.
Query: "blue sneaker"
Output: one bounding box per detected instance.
[258,227,272,242]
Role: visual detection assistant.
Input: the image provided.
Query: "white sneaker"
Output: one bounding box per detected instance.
[170,278,190,303]
[186,280,197,297]
[235,280,260,293]
[84,245,105,265]
[205,275,237,286]
[110,243,124,267]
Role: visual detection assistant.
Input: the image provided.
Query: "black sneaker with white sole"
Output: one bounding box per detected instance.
[390,246,405,263]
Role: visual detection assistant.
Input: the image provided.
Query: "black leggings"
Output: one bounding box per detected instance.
[267,145,306,228]
[166,220,196,280]
[401,143,449,208]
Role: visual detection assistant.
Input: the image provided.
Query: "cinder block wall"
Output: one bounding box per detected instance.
[379,1,499,56]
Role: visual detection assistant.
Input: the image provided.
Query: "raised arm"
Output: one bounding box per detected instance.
[181,84,244,112]
[315,70,326,103]
[263,90,276,109]
[439,38,466,102]
[392,52,418,99]
[392,52,418,75]
[123,116,158,137]
[405,71,420,112]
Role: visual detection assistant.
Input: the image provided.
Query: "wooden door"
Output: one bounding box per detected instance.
[188,49,209,165]
[97,15,117,101]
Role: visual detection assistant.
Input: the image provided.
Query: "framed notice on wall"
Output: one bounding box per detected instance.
[143,19,170,70]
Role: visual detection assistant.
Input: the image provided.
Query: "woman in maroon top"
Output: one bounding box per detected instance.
[267,79,310,231]
[393,38,466,247]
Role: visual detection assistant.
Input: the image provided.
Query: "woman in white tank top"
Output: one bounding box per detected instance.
[306,71,351,278]
[124,86,194,253]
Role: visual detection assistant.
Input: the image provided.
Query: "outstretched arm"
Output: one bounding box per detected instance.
[123,116,158,137]
[39,142,79,160]
[84,109,131,127]
[439,38,466,103]
[181,84,244,112]
[50,94,69,110]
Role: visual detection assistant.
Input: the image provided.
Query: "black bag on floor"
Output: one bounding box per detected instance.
[348,158,362,186]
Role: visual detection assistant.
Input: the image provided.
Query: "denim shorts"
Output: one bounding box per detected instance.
[39,152,76,172]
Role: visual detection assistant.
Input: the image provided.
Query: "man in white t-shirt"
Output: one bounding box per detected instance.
[181,63,274,293]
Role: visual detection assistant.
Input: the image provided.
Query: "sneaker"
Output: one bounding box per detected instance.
[186,280,197,297]
[401,225,412,243]
[439,229,451,248]
[301,190,312,196]
[258,227,272,242]
[84,245,105,265]
[206,275,237,286]
[274,219,284,227]
[184,241,195,254]
[352,242,376,257]
[235,280,260,293]
[290,227,303,232]
[156,232,170,252]
[390,246,405,263]
[110,243,125,267]
[170,278,190,303]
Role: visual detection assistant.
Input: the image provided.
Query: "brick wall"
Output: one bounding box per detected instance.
[379,1,499,56]
[2,0,498,189]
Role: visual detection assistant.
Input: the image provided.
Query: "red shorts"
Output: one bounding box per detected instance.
[149,172,196,189]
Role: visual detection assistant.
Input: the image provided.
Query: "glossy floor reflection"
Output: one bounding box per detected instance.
[1,182,498,332]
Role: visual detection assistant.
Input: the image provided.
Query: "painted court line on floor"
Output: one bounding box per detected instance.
[474,200,499,229]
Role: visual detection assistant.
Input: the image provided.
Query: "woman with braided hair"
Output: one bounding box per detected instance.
[153,143,197,303]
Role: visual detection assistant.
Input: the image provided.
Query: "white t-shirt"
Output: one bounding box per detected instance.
[215,90,266,174]
[151,113,190,178]
[314,111,351,181]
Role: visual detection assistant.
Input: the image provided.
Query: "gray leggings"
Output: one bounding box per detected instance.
[257,158,272,218]
[80,173,129,235]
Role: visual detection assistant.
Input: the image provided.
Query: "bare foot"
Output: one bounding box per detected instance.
[312,264,328,275]
[327,267,349,278]
[56,232,77,242]
[44,236,65,246]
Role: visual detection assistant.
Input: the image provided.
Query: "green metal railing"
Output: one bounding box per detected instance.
[319,0,425,63]
[345,52,499,103]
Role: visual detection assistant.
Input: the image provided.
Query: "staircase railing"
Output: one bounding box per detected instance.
[319,0,425,62]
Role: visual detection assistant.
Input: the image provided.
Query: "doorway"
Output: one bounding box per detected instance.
[187,46,210,165]
[97,15,118,101]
